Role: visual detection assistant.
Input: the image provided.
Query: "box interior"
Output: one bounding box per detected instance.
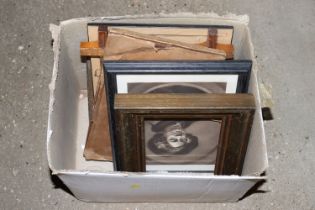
[47,15,267,176]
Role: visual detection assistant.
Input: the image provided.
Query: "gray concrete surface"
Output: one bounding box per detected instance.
[0,0,314,209]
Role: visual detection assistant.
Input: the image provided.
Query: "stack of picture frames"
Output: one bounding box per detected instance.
[80,22,255,175]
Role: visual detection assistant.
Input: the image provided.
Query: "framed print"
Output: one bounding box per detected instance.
[114,93,255,175]
[88,22,234,48]
[104,61,252,169]
[104,61,252,95]
[104,61,252,130]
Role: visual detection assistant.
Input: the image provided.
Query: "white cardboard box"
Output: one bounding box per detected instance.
[47,14,268,202]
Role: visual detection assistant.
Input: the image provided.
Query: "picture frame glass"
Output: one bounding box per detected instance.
[144,119,222,172]
[116,74,239,94]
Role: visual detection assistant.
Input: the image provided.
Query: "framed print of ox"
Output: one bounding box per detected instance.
[114,94,256,175]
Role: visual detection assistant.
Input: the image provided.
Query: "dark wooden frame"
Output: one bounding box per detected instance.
[114,93,255,175]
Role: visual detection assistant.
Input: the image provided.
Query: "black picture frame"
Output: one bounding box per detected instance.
[104,60,252,109]
[103,60,252,170]
[88,21,234,30]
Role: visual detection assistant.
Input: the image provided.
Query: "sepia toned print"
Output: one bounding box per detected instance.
[145,120,222,165]
[128,82,226,94]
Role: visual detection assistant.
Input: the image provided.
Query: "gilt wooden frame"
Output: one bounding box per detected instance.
[114,94,255,175]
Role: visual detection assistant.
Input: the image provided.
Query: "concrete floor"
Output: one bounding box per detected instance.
[1,0,315,209]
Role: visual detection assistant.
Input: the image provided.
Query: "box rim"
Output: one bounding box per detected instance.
[47,14,267,178]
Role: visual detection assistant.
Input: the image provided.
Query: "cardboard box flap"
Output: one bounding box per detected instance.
[47,24,78,171]
[57,171,264,202]
[242,62,268,175]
